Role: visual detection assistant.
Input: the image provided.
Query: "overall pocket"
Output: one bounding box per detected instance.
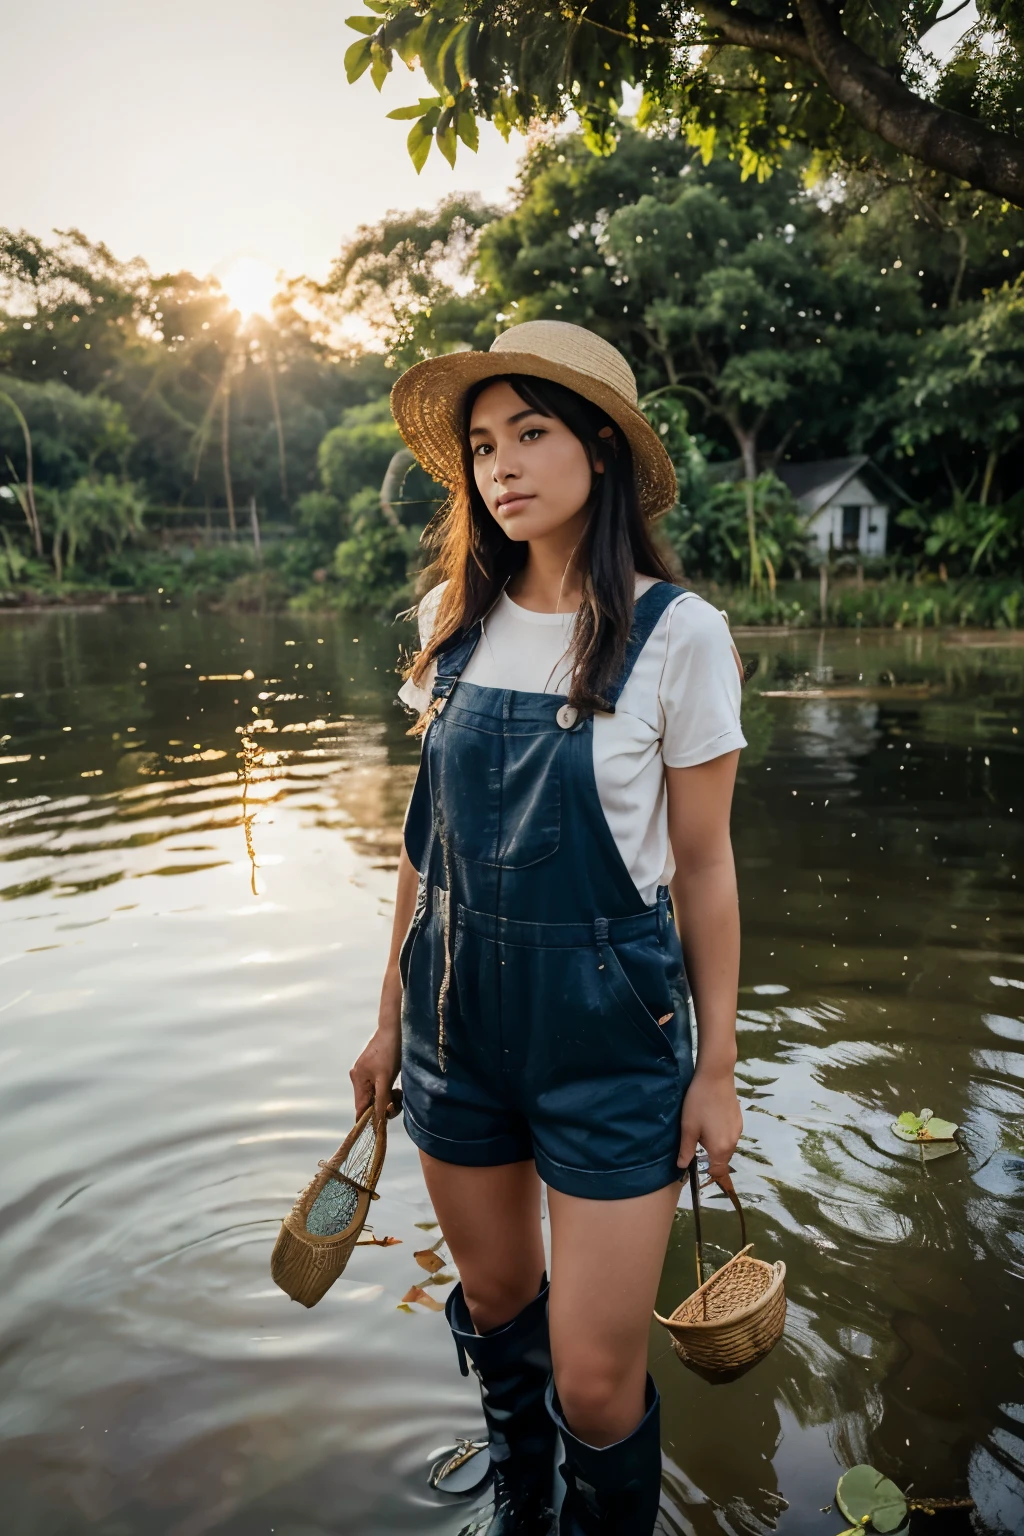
[598,940,678,1062]
[436,713,561,868]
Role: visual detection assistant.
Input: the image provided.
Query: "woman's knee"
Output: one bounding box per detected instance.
[461,1270,544,1334]
[554,1356,644,1445]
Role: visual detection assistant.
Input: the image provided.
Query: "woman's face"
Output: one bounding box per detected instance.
[468,380,599,543]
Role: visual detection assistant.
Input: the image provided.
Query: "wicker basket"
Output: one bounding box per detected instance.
[654,1163,786,1376]
[271,1101,388,1308]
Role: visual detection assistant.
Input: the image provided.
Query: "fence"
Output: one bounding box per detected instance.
[141,505,291,550]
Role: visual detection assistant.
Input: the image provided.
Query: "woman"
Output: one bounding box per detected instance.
[351,320,745,1535]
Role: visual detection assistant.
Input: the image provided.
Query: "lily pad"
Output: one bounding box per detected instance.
[837,1465,908,1533]
[891,1107,958,1143]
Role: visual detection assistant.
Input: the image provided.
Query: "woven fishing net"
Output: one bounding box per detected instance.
[305,1112,378,1237]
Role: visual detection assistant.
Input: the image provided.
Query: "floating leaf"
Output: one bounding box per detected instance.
[921,1117,957,1140]
[402,1284,444,1312]
[396,1302,414,1313]
[414,1220,439,1230]
[891,1108,958,1143]
[837,1465,908,1534]
[421,1270,456,1287]
[355,1234,401,1247]
[414,1246,446,1274]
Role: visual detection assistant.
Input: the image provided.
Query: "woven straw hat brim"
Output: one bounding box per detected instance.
[389,348,677,519]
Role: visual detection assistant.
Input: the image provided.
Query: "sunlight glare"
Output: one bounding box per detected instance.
[219,257,278,318]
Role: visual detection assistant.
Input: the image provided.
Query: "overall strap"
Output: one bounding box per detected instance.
[430,621,483,702]
[603,582,687,711]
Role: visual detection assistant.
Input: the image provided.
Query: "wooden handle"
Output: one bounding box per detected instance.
[688,1159,748,1294]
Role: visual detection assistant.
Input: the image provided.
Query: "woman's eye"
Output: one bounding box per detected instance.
[474,443,493,457]
[521,428,544,442]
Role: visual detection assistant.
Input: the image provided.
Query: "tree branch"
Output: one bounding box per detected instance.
[793,0,1024,204]
[690,1,813,64]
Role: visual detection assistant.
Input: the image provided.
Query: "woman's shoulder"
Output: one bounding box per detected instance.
[659,589,744,695]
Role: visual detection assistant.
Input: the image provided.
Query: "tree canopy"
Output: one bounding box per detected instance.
[343,0,1024,203]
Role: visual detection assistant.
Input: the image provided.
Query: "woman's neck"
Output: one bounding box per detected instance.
[506,516,590,614]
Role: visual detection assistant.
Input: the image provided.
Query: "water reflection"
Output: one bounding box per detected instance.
[0,611,1022,1534]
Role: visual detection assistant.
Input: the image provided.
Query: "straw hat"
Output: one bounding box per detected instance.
[389,320,677,518]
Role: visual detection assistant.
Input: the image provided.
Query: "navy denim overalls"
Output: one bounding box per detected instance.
[399,581,695,1199]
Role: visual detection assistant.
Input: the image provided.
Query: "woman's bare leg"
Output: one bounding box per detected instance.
[548,1181,680,1446]
[419,1152,546,1333]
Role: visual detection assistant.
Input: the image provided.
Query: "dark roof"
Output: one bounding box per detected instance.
[774,456,870,510]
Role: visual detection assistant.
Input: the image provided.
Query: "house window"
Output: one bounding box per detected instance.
[841,505,861,551]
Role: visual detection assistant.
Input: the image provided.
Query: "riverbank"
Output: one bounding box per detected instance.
[4,566,1024,632]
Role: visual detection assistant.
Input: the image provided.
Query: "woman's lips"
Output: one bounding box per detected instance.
[495,494,534,514]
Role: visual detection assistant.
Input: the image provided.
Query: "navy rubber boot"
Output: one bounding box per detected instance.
[547,1375,662,1535]
[446,1279,557,1535]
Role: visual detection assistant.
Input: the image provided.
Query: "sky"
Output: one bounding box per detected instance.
[5,0,979,297]
[4,0,524,287]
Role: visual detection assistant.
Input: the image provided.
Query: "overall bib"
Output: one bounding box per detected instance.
[400,581,695,1200]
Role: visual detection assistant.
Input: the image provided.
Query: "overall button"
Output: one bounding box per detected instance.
[556,704,578,730]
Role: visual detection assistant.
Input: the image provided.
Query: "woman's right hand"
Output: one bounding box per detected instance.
[350,963,403,1119]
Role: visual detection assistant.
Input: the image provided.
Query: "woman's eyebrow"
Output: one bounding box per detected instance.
[469,407,547,438]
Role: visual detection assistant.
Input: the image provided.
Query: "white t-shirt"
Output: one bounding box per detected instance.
[398,576,746,904]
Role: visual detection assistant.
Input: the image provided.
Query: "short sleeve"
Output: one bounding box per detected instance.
[396,581,447,713]
[659,596,746,768]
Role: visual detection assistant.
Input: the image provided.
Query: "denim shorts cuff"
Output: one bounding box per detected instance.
[533,1148,682,1201]
[402,1102,534,1168]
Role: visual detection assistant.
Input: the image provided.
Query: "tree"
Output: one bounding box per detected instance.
[325,194,497,366]
[889,279,1024,505]
[476,137,909,583]
[343,0,1024,204]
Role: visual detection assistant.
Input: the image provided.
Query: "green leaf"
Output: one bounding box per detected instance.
[837,1466,908,1534]
[454,20,477,87]
[455,98,479,151]
[392,16,426,64]
[386,95,442,120]
[436,21,470,96]
[345,15,379,34]
[921,1117,958,1140]
[407,105,441,173]
[370,40,393,92]
[891,1108,959,1143]
[435,104,457,167]
[344,35,374,83]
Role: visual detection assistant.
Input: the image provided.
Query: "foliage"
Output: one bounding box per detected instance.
[662,471,811,588]
[332,521,412,612]
[0,375,131,487]
[690,574,1024,630]
[318,397,403,510]
[0,226,389,518]
[42,474,147,580]
[325,194,497,366]
[341,0,1024,202]
[899,492,1024,576]
[889,280,1024,505]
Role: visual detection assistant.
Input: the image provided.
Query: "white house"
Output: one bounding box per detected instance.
[775,456,891,557]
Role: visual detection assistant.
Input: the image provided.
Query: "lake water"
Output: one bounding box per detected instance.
[0,607,1022,1536]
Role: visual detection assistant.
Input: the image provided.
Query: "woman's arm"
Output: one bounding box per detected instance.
[666,750,743,1182]
[349,845,418,1117]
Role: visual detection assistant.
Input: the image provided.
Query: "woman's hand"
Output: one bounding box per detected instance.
[677,1065,743,1183]
[349,963,403,1119]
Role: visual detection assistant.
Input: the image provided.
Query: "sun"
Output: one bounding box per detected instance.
[219,257,278,319]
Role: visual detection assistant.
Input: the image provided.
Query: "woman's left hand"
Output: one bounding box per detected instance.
[677,1066,743,1183]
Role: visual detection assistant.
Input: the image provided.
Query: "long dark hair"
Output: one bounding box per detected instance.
[405,373,675,727]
